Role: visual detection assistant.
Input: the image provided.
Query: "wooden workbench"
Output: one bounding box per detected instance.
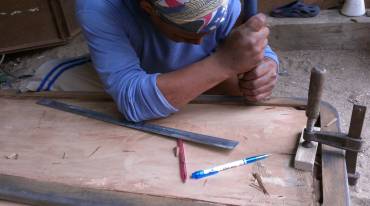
[0,94,349,205]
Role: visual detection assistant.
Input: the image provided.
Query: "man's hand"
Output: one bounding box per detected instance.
[239,58,278,101]
[214,14,269,76]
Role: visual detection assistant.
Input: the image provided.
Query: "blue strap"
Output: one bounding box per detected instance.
[45,58,92,91]
[36,56,89,92]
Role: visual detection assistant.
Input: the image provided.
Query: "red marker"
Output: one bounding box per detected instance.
[177,139,187,183]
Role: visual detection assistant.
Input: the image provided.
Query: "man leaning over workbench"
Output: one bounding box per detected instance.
[76,0,279,122]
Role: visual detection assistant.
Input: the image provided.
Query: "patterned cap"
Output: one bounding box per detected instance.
[150,0,229,33]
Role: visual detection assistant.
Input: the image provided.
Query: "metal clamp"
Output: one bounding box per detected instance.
[303,67,367,185]
[303,104,366,185]
[303,129,363,152]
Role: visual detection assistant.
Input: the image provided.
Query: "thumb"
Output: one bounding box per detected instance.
[244,13,266,32]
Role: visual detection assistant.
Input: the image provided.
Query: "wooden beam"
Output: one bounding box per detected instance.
[321,102,350,206]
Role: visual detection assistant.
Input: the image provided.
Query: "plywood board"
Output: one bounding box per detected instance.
[0,98,315,205]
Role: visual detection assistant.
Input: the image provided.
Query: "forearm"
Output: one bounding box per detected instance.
[157,54,232,108]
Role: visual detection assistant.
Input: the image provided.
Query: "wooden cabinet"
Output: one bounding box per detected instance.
[0,0,80,54]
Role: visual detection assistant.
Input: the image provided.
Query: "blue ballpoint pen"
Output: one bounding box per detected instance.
[191,154,270,179]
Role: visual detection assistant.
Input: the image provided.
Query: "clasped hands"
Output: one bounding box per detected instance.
[216,13,278,101]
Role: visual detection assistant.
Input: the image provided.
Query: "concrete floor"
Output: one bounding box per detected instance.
[0,34,369,205]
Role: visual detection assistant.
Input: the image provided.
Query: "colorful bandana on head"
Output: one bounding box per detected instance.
[150,0,229,34]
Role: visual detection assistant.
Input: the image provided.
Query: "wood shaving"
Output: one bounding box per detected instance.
[252,173,269,195]
[249,183,263,192]
[173,146,179,157]
[4,153,18,160]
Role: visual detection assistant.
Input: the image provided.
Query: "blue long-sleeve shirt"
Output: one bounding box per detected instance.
[76,0,279,122]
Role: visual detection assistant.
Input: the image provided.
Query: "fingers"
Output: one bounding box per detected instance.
[240,68,277,89]
[244,13,267,32]
[259,38,269,53]
[242,59,272,81]
[251,28,269,49]
[239,59,278,101]
[217,13,270,75]
[245,91,273,102]
[242,79,276,96]
[240,25,269,45]
[241,13,269,50]
[238,28,269,71]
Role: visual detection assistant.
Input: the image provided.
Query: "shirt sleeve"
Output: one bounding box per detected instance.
[77,10,177,122]
[263,45,280,70]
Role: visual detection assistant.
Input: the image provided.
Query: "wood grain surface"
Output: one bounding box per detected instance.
[0,98,315,205]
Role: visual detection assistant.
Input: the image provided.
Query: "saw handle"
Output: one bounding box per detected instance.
[238,0,258,81]
[244,0,258,20]
[306,67,326,132]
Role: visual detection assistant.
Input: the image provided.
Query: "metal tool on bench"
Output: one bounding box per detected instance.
[37,99,239,150]
[301,67,366,185]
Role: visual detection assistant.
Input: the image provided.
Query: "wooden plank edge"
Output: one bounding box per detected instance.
[0,90,308,107]
[0,90,113,101]
[320,101,350,206]
[193,95,308,107]
[0,174,217,206]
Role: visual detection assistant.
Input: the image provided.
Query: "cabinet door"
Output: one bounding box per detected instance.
[0,0,80,54]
